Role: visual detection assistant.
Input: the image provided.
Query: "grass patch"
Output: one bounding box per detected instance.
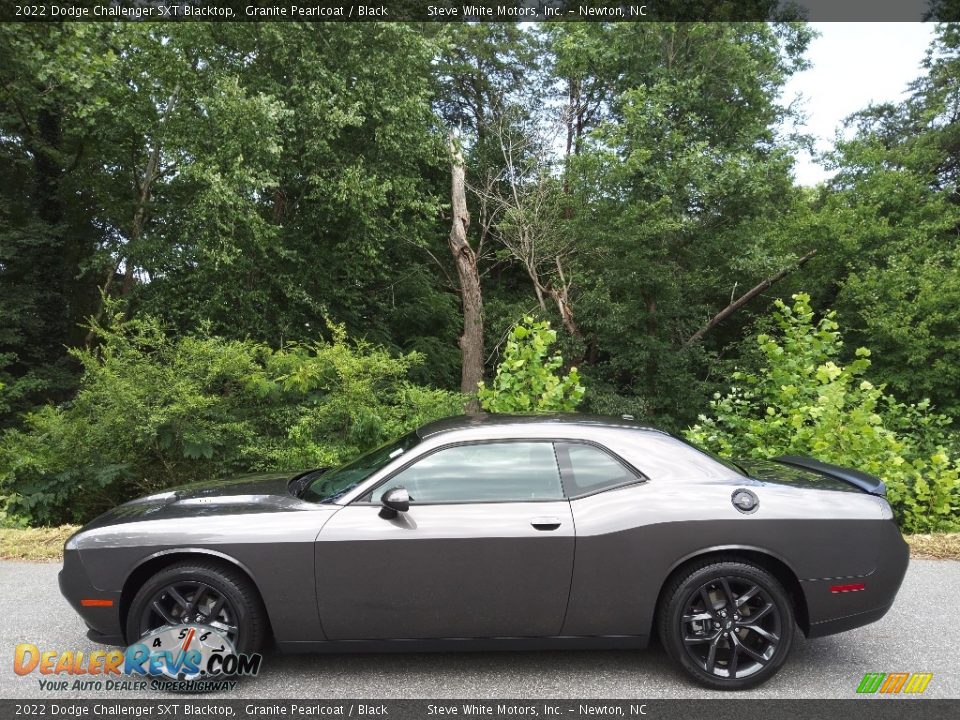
[905,532,960,560]
[0,525,79,561]
[0,526,958,563]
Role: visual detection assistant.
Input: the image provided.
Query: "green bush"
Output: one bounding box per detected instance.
[686,294,959,533]
[478,317,585,413]
[0,312,462,526]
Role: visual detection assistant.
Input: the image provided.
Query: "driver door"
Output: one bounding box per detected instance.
[314,440,575,640]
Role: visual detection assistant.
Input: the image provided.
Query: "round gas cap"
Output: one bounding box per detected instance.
[731,488,759,513]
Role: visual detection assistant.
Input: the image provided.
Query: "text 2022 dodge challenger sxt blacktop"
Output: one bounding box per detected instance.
[60,413,909,689]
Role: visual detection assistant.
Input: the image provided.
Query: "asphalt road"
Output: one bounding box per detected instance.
[1,559,957,699]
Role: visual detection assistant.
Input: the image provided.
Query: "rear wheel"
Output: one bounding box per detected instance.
[126,560,266,655]
[658,561,795,690]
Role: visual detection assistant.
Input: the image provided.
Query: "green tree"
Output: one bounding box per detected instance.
[0,25,111,422]
[687,294,959,532]
[478,317,584,413]
[814,24,960,417]
[0,309,462,526]
[547,22,815,426]
[0,24,466,429]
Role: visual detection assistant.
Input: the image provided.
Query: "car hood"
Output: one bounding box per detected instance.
[81,471,325,531]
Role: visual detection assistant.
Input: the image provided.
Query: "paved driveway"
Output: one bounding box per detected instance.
[1,559,957,699]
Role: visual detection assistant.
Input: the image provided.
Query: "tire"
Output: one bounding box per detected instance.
[125,560,267,655]
[657,560,795,690]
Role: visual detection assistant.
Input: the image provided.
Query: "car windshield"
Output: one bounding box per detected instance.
[300,432,420,504]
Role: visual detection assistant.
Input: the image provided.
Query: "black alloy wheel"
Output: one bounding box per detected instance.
[126,560,267,655]
[139,580,239,646]
[680,576,781,679]
[659,561,795,690]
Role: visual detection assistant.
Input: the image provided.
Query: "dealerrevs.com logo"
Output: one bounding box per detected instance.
[14,624,262,692]
[856,672,934,695]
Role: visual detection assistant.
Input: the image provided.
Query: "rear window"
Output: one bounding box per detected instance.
[556,442,640,496]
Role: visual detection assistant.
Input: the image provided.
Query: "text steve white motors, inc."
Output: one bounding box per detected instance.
[426,5,649,18]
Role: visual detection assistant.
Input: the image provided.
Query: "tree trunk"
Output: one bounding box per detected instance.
[87,144,157,345]
[86,83,181,336]
[546,259,581,339]
[448,133,484,412]
[121,167,155,298]
[531,274,547,312]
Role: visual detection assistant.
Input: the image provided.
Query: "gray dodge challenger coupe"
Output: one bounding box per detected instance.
[60,413,909,689]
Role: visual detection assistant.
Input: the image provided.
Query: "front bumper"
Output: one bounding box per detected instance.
[59,548,125,646]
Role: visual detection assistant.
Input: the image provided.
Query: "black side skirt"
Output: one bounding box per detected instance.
[276,635,649,654]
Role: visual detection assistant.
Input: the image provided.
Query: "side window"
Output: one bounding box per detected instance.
[558,442,639,497]
[372,442,563,504]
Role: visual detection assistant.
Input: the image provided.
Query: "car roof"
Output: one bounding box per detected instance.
[415,413,664,439]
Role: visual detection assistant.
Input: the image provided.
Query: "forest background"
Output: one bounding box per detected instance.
[1,22,958,532]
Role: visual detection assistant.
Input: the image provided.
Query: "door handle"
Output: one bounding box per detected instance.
[531,517,561,531]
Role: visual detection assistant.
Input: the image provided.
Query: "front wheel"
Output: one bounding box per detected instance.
[126,560,267,655]
[658,561,795,690]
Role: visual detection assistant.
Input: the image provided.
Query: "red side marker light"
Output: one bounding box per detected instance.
[830,583,865,594]
[80,599,114,607]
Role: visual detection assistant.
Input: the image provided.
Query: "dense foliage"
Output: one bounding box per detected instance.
[1,22,958,529]
[0,311,460,526]
[478,318,584,413]
[687,295,959,532]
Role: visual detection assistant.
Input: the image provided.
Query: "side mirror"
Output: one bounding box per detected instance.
[379,487,410,519]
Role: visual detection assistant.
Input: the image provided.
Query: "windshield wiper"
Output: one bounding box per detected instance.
[320,481,362,504]
[288,468,328,498]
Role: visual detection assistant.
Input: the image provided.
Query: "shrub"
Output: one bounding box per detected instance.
[478,317,585,413]
[0,312,462,526]
[686,293,959,533]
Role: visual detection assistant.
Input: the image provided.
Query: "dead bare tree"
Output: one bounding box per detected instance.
[447,132,485,412]
[471,114,582,338]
